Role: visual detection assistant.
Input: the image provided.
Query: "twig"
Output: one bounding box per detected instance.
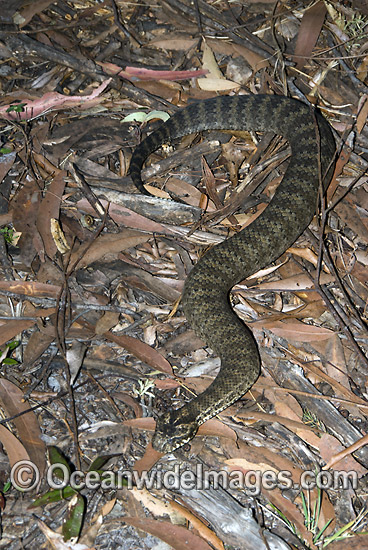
[109,0,141,46]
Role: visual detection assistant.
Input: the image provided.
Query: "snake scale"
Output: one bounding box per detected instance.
[129,95,335,453]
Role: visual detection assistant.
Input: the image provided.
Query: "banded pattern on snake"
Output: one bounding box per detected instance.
[129,95,335,453]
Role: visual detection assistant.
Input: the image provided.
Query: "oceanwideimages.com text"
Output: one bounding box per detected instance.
[10,460,358,495]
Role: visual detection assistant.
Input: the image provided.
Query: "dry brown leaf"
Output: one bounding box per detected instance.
[154,378,181,390]
[252,271,333,291]
[112,391,143,419]
[274,403,323,448]
[345,256,368,288]
[165,177,216,209]
[201,42,224,80]
[254,318,334,342]
[0,425,31,468]
[10,176,44,262]
[293,428,324,450]
[123,517,214,550]
[226,457,280,476]
[197,78,240,92]
[319,433,367,476]
[197,417,238,442]
[0,379,46,476]
[0,319,36,347]
[95,312,120,335]
[0,279,63,299]
[357,95,368,133]
[293,1,327,70]
[131,488,184,522]
[323,334,350,389]
[123,417,157,433]
[105,331,173,374]
[222,466,306,543]
[133,441,164,473]
[326,146,352,202]
[303,360,367,419]
[80,510,107,547]
[274,399,303,423]
[23,330,55,366]
[36,169,66,257]
[357,54,368,82]
[224,442,302,482]
[206,38,269,71]
[148,36,198,51]
[76,198,175,235]
[170,500,225,550]
[69,230,151,269]
[335,201,368,245]
[111,64,206,82]
[135,79,182,100]
[287,246,329,270]
[90,498,116,525]
[0,212,13,226]
[237,408,318,434]
[292,300,327,320]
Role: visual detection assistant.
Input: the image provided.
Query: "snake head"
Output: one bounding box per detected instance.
[152,410,198,453]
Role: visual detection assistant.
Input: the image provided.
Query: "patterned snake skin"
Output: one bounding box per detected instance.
[129,95,335,453]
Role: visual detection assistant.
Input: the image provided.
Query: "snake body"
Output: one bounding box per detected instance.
[129,95,335,453]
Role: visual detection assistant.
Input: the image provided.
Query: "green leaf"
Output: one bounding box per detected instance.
[3,481,12,492]
[62,493,85,542]
[0,147,12,154]
[30,486,77,508]
[7,340,19,351]
[0,227,15,244]
[48,447,72,480]
[6,102,26,113]
[2,358,19,365]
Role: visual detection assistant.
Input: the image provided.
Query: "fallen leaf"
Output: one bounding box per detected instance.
[123,517,214,550]
[254,318,334,342]
[0,379,46,477]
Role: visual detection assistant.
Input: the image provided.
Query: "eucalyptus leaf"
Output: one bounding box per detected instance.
[30,486,77,508]
[62,493,85,542]
[122,110,170,123]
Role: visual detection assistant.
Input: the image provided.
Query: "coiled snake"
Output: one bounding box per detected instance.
[129,95,335,453]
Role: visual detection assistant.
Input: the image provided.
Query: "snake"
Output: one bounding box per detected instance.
[129,95,335,453]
